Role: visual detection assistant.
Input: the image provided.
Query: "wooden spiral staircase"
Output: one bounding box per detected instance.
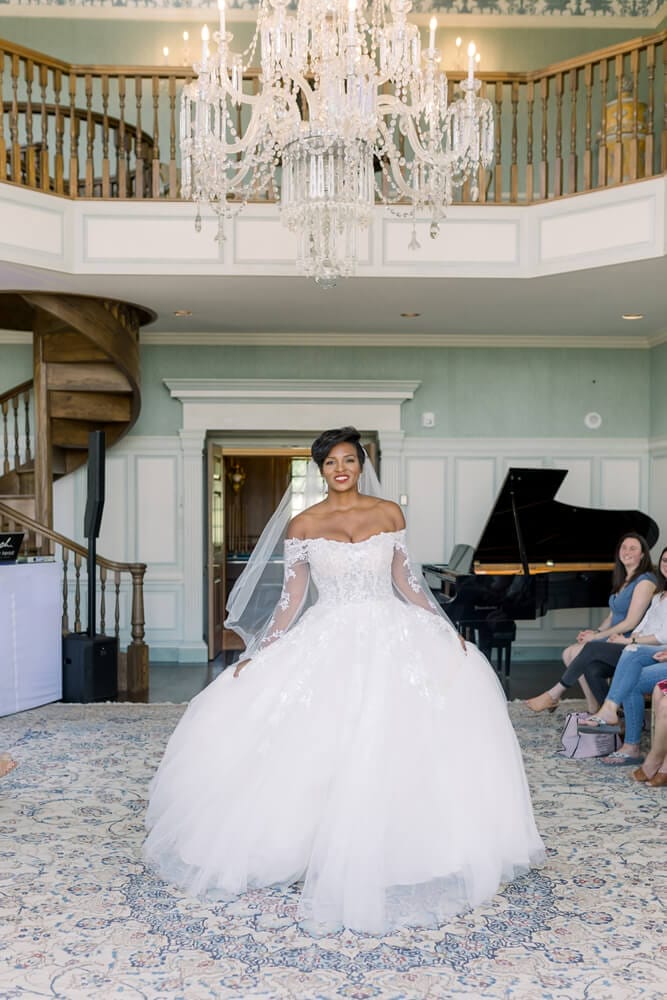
[0,291,155,698]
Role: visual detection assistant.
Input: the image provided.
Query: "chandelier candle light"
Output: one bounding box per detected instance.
[180,0,494,283]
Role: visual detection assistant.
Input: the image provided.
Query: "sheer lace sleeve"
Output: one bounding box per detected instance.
[391,531,457,631]
[243,538,311,658]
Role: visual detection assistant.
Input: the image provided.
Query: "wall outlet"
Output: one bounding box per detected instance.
[421,412,435,428]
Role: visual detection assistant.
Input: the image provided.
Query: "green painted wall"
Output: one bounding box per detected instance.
[0,343,31,394]
[0,17,645,72]
[650,341,667,438]
[134,343,650,439]
[0,340,655,439]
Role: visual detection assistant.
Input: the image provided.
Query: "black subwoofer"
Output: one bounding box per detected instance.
[62,633,118,703]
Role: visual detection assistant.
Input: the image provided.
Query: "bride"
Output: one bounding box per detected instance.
[144,427,544,934]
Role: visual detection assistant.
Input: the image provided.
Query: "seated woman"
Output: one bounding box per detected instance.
[577,645,667,766]
[525,533,657,714]
[631,680,667,787]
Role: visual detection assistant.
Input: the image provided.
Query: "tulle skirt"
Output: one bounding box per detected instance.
[144,598,545,934]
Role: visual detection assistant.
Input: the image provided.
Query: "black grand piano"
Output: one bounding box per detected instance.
[423,467,659,675]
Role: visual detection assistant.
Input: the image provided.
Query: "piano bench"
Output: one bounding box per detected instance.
[459,620,517,685]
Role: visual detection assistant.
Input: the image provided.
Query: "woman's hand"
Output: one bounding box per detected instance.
[653,650,667,662]
[577,629,598,643]
[608,634,631,645]
[233,658,252,678]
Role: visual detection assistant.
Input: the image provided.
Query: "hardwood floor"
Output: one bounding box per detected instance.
[148,656,576,704]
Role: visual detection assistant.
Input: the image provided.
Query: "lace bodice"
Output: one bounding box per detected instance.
[292,531,405,606]
[254,529,442,653]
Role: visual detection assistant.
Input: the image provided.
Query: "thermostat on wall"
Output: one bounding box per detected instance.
[584,412,602,430]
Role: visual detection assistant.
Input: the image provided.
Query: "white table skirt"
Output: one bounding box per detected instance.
[0,562,62,716]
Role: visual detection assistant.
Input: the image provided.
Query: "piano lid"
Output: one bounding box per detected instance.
[473,468,659,566]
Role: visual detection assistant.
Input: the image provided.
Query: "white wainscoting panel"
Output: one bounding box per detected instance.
[648,452,667,546]
[98,455,129,563]
[83,214,221,263]
[0,188,64,263]
[500,456,544,475]
[53,473,78,542]
[136,455,178,566]
[234,214,298,264]
[452,457,496,554]
[0,177,663,280]
[539,196,655,264]
[382,217,519,267]
[553,459,593,506]
[144,589,180,632]
[600,458,641,509]
[405,458,446,565]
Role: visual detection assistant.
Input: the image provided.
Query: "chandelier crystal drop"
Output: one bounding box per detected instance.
[180,0,495,282]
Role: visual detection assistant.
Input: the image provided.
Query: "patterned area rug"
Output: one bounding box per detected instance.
[1,701,666,1000]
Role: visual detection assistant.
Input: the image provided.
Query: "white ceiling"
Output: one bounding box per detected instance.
[0,252,665,346]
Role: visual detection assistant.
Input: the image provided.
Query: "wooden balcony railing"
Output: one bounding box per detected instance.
[0,30,665,206]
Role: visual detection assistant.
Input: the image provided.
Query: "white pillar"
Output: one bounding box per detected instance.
[178,428,208,662]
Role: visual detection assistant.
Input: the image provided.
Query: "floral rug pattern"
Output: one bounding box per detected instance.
[1,701,666,999]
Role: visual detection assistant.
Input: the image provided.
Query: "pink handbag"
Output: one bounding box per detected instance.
[559,711,621,759]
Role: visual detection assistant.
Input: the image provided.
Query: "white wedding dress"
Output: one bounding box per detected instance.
[144,530,544,934]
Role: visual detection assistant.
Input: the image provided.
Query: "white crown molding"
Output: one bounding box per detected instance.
[647,329,667,348]
[145,330,653,349]
[0,331,31,345]
[164,378,422,403]
[0,328,661,350]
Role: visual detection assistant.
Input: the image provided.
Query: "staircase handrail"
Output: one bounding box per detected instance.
[0,377,32,406]
[0,497,143,573]
[0,497,148,697]
[0,29,664,82]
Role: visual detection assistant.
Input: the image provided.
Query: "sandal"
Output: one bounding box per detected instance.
[599,751,644,766]
[577,715,620,735]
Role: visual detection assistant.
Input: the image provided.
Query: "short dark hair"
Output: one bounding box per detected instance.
[311,427,366,471]
[611,532,654,593]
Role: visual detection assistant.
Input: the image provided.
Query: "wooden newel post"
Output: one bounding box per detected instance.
[126,562,149,700]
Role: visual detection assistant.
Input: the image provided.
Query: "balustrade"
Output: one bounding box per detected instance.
[0,31,664,205]
[0,499,148,698]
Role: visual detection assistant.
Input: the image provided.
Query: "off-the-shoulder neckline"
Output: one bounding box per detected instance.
[287,529,404,547]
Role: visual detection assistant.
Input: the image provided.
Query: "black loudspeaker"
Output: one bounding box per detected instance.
[83,431,105,639]
[84,430,105,541]
[62,633,118,703]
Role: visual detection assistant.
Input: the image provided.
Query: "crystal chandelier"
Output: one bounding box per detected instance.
[180,0,494,283]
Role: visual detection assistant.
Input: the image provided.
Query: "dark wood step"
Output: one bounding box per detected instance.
[49,390,132,422]
[47,362,132,393]
[42,331,111,364]
[51,418,111,449]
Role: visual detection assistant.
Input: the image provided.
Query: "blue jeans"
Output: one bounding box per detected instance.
[607,646,667,744]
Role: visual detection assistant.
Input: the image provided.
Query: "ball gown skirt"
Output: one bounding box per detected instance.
[144,533,545,934]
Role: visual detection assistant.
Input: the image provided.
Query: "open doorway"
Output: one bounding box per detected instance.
[205,434,379,661]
